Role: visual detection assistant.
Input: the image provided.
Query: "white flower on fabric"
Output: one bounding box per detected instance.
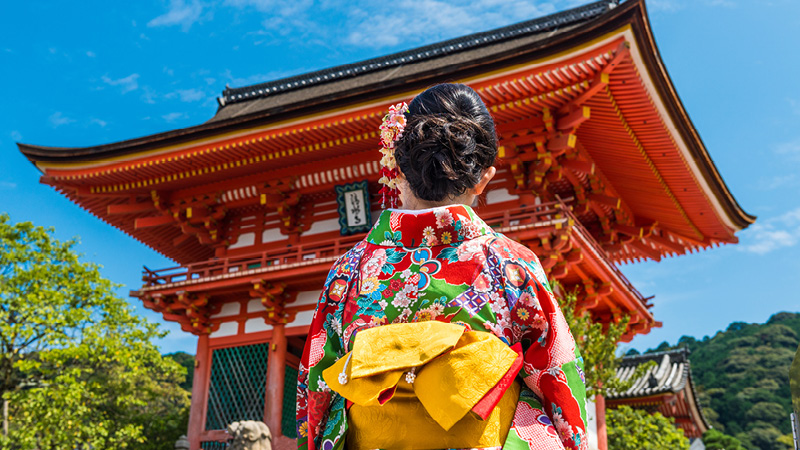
[518,291,538,307]
[401,269,412,279]
[317,377,330,392]
[380,240,396,246]
[457,242,483,262]
[489,299,504,315]
[331,318,342,335]
[435,209,453,228]
[362,249,387,278]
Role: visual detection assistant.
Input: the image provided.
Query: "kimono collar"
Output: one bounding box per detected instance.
[366,204,494,248]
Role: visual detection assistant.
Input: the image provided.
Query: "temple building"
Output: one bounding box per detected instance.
[17,0,752,448]
[607,348,710,440]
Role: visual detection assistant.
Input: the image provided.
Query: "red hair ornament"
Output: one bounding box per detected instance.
[378,102,409,209]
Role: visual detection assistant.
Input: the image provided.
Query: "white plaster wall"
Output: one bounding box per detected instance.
[210,321,238,338]
[262,228,284,244]
[210,301,241,318]
[292,309,316,327]
[228,232,256,249]
[294,290,322,306]
[485,188,520,205]
[586,397,599,450]
[304,218,341,235]
[245,318,272,334]
[247,298,267,313]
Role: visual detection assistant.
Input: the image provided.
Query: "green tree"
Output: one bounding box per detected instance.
[606,405,688,450]
[558,287,653,397]
[643,312,800,450]
[0,214,189,449]
[702,429,745,450]
[165,351,196,391]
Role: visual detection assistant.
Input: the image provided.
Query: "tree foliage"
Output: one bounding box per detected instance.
[647,312,800,450]
[558,287,653,398]
[606,405,688,450]
[702,429,746,450]
[0,214,189,449]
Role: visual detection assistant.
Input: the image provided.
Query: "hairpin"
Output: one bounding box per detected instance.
[378,102,409,209]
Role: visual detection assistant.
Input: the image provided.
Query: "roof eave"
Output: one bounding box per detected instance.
[627,0,755,231]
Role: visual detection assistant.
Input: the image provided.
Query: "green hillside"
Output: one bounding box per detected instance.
[640,312,800,450]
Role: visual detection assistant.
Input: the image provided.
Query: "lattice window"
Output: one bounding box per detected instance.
[201,441,229,450]
[282,364,299,438]
[205,343,269,431]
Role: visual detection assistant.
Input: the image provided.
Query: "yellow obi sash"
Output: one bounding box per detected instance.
[322,322,521,449]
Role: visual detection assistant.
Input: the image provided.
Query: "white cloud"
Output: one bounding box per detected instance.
[49,112,76,128]
[90,118,108,127]
[221,68,300,87]
[757,173,797,191]
[775,138,800,162]
[344,0,558,48]
[162,112,187,123]
[175,88,206,102]
[0,181,17,190]
[10,131,22,141]
[148,0,204,31]
[86,51,96,58]
[101,73,140,94]
[224,0,312,15]
[141,86,157,104]
[788,98,800,116]
[739,208,800,254]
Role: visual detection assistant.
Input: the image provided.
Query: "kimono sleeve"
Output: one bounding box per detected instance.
[490,239,588,450]
[296,243,362,450]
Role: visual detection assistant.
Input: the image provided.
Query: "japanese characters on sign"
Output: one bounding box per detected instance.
[335,180,372,235]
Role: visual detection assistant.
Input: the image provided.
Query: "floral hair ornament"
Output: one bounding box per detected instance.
[378,102,409,209]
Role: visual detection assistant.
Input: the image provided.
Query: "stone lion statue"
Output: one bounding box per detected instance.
[227,421,272,450]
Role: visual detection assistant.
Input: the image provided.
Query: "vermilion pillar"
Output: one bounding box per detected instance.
[266,323,287,436]
[188,334,210,450]
[596,394,607,450]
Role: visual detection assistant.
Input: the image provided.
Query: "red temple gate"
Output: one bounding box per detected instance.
[18,1,752,448]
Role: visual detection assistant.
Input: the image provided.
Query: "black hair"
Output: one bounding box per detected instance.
[394,83,498,203]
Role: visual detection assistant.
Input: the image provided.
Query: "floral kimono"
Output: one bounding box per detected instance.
[297,204,587,450]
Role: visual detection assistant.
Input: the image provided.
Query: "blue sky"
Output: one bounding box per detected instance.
[1,0,798,354]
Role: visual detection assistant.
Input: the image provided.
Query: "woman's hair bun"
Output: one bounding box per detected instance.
[395,83,497,203]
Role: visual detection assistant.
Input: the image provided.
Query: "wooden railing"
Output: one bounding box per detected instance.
[140,198,638,299]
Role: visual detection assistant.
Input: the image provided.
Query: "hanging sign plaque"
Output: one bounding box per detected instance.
[335,180,372,235]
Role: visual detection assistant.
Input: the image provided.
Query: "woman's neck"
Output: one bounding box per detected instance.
[400,193,476,210]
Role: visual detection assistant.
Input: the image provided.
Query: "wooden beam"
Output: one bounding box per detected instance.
[561,158,595,175]
[134,215,174,229]
[647,233,686,254]
[547,133,576,153]
[629,240,662,262]
[588,193,621,209]
[559,72,609,114]
[557,106,591,131]
[613,224,650,238]
[107,202,156,215]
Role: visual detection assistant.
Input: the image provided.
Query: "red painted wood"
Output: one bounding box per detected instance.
[265,324,287,436]
[188,334,209,450]
[596,394,607,450]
